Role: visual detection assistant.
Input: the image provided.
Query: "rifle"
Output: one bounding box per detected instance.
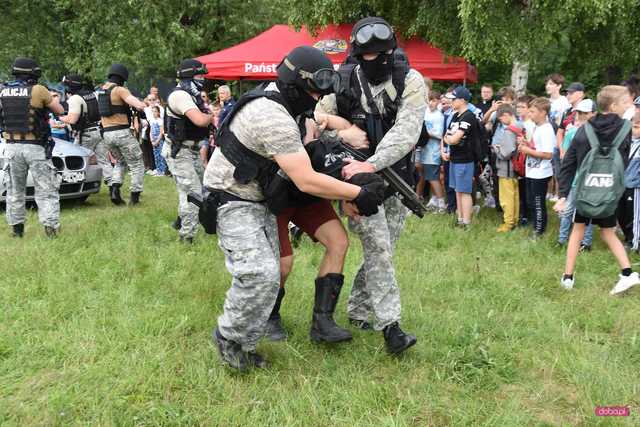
[337,141,426,218]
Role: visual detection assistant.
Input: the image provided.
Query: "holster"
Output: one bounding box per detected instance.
[45,138,55,160]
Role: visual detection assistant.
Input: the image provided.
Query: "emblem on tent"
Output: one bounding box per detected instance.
[313,39,347,54]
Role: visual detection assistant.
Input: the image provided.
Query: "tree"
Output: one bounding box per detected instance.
[285,0,640,93]
[0,0,287,90]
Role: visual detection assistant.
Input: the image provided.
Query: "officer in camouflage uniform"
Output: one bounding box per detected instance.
[97,63,146,205]
[164,59,212,243]
[204,46,385,371]
[0,57,65,238]
[60,74,112,186]
[315,17,426,354]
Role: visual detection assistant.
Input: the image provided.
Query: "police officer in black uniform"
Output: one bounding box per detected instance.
[1,57,65,237]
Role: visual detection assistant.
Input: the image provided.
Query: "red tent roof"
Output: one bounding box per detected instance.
[197,24,477,83]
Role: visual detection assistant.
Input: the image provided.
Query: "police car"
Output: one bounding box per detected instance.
[0,137,103,203]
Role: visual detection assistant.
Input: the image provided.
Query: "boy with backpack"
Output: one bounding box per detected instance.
[554,85,639,294]
[494,104,522,231]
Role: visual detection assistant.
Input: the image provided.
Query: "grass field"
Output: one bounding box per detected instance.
[1,176,639,426]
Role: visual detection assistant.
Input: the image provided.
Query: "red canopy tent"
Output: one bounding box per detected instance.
[197,24,477,83]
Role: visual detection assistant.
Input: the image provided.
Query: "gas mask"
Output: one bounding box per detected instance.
[358,52,394,85]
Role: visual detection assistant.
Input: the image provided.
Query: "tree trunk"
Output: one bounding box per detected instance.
[510,61,529,96]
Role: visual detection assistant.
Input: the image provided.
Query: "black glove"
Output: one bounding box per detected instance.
[349,173,385,216]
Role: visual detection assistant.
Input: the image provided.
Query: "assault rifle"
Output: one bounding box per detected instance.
[337,141,426,218]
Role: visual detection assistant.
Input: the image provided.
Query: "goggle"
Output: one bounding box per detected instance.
[177,64,209,78]
[634,96,640,106]
[284,58,340,94]
[351,22,393,46]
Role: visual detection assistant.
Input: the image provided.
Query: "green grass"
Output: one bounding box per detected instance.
[1,176,640,426]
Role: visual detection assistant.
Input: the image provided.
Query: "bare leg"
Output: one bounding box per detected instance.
[313,218,349,276]
[564,223,586,275]
[600,227,631,269]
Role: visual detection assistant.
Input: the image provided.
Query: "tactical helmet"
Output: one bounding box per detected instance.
[107,63,129,81]
[11,57,41,79]
[177,59,208,79]
[350,17,397,56]
[62,73,84,92]
[276,46,339,95]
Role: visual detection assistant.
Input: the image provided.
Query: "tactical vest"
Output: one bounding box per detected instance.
[72,90,101,131]
[96,83,129,117]
[165,88,210,143]
[215,83,297,213]
[335,54,415,186]
[0,81,49,142]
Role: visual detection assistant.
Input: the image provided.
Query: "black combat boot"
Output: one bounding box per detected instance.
[264,287,287,341]
[179,236,193,244]
[212,327,248,372]
[383,322,417,355]
[110,184,124,205]
[310,274,353,343]
[12,223,24,238]
[44,226,57,238]
[171,216,182,230]
[129,191,141,205]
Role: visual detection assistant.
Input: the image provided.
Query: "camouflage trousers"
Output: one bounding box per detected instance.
[102,128,144,192]
[164,143,203,238]
[216,201,280,351]
[3,143,60,228]
[77,128,112,186]
[347,195,409,330]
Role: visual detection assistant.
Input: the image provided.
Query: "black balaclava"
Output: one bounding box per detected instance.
[359,52,394,85]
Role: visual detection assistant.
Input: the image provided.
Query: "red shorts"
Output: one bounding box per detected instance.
[276,199,339,257]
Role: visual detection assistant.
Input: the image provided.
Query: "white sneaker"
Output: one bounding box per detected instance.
[473,205,481,215]
[484,195,496,209]
[550,195,559,202]
[425,196,437,210]
[610,272,640,295]
[560,276,574,290]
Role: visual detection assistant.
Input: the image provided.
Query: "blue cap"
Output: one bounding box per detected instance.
[445,86,472,102]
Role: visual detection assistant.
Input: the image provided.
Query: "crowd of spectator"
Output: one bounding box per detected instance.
[414,74,640,292]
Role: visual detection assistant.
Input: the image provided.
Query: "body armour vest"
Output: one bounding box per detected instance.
[0,81,49,142]
[165,88,210,143]
[335,55,415,187]
[96,83,129,117]
[73,90,101,131]
[215,83,302,213]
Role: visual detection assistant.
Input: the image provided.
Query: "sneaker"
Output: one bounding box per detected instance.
[560,276,574,290]
[484,195,496,209]
[145,169,155,175]
[579,243,592,253]
[549,195,559,202]
[496,224,512,233]
[425,197,437,211]
[472,205,481,215]
[610,272,640,295]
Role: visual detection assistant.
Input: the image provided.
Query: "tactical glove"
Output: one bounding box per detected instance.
[349,173,386,216]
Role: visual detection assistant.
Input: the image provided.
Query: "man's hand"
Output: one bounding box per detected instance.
[348,173,385,217]
[518,143,532,154]
[553,197,566,213]
[338,124,369,150]
[341,158,375,180]
[341,200,361,220]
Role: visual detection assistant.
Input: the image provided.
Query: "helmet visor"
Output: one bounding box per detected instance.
[305,68,340,95]
[353,23,393,46]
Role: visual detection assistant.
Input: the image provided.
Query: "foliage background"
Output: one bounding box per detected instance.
[1,0,639,97]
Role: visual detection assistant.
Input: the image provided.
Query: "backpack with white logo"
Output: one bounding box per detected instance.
[574,120,631,218]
